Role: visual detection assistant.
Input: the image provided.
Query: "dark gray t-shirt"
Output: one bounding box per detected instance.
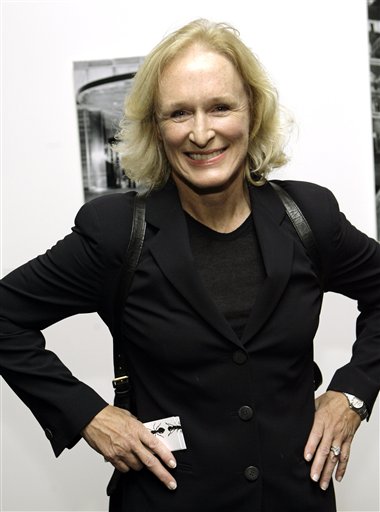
[185,212,265,339]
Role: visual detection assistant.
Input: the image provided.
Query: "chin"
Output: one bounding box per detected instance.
[186,173,244,195]
[171,164,246,196]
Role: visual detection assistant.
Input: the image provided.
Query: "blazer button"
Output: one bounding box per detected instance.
[232,350,248,365]
[244,466,260,482]
[238,405,253,421]
[45,428,54,440]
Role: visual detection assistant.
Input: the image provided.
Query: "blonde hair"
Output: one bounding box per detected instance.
[114,19,291,190]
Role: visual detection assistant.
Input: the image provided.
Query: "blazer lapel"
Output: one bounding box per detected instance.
[145,181,240,346]
[145,180,294,347]
[240,182,294,344]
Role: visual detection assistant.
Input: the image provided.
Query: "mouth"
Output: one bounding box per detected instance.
[186,148,225,161]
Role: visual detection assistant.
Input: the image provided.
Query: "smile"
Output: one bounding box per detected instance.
[187,149,225,161]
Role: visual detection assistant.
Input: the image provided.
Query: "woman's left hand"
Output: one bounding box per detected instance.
[304,390,361,490]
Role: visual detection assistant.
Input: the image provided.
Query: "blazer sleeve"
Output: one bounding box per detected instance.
[0,196,130,456]
[316,188,380,415]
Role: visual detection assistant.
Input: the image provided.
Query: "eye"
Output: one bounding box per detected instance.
[213,104,230,114]
[171,110,191,121]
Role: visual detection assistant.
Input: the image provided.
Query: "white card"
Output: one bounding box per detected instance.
[144,415,187,451]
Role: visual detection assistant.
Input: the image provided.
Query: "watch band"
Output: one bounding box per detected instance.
[343,392,368,421]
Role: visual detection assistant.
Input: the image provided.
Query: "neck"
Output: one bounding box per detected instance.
[173,176,251,233]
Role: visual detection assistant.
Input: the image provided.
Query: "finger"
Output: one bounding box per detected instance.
[119,452,144,472]
[105,456,131,473]
[309,437,334,484]
[335,441,352,482]
[304,431,321,462]
[114,462,131,473]
[304,416,325,462]
[319,445,341,490]
[141,428,177,470]
[136,431,177,490]
[134,444,177,490]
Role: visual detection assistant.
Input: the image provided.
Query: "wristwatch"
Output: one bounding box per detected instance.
[343,392,368,421]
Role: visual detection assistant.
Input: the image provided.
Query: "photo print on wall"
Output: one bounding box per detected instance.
[368,0,380,238]
[73,56,145,202]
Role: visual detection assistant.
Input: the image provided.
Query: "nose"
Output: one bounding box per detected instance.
[189,112,215,147]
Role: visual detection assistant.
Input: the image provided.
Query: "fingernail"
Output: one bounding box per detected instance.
[312,473,319,482]
[321,482,328,491]
[305,453,312,461]
[336,476,342,482]
[168,481,177,491]
[168,459,177,469]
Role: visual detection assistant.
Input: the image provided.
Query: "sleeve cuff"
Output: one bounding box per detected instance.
[327,364,379,418]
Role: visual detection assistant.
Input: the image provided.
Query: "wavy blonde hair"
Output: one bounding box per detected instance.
[114,19,291,190]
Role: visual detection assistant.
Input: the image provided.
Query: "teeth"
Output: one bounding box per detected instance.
[188,150,224,160]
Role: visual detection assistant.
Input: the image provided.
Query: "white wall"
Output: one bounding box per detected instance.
[1,0,379,510]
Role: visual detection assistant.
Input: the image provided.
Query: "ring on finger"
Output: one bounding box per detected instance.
[330,445,341,457]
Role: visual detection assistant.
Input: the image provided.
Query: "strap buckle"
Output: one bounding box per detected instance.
[112,375,129,390]
[112,375,132,409]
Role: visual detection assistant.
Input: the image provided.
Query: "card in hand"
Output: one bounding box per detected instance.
[144,416,187,451]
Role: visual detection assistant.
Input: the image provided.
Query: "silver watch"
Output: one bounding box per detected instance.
[343,392,368,421]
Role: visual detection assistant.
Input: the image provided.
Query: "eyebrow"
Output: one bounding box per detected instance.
[157,94,238,112]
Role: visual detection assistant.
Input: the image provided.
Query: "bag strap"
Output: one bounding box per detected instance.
[112,193,146,408]
[269,181,323,390]
[269,181,323,285]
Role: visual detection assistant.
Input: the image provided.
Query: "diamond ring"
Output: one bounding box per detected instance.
[330,445,341,457]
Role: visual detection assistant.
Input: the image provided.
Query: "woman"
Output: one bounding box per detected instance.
[1,19,379,512]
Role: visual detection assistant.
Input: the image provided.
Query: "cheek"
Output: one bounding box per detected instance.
[218,116,250,144]
[160,124,187,151]
[228,127,250,156]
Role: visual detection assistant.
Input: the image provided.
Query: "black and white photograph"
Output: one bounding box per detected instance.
[368,0,380,238]
[74,57,144,201]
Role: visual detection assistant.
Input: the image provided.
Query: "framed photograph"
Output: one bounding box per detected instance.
[368,0,380,237]
[74,56,145,202]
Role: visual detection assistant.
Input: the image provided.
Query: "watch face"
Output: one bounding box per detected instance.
[352,397,364,409]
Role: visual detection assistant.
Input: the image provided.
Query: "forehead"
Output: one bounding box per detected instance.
[158,45,246,100]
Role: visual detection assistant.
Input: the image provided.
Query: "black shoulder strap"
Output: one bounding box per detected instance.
[269,181,322,285]
[269,181,323,390]
[112,193,146,408]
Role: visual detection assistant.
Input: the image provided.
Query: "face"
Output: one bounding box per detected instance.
[156,44,250,195]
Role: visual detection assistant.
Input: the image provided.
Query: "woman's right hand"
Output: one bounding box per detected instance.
[81,405,177,490]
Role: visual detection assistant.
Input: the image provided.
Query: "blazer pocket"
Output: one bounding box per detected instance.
[175,462,194,474]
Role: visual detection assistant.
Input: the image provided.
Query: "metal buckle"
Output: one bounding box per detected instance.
[112,375,129,389]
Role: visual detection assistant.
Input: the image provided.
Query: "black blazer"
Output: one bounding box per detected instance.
[1,179,380,512]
